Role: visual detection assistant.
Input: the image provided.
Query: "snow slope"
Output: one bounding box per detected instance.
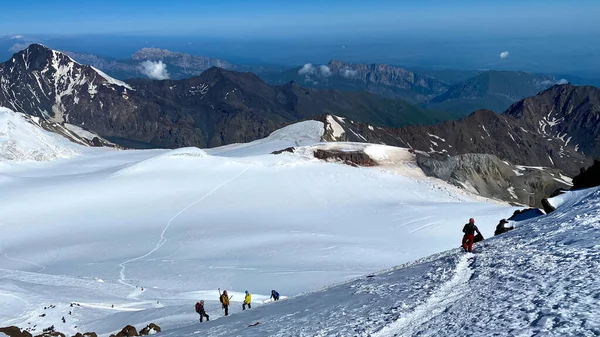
[0,117,519,335]
[0,107,82,162]
[159,187,600,336]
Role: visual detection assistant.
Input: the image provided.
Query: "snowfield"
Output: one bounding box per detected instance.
[0,107,557,336]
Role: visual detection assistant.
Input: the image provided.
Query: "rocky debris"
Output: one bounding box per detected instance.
[72,333,97,337]
[271,147,295,154]
[572,158,600,189]
[0,326,33,337]
[109,325,139,337]
[313,149,377,167]
[139,324,161,335]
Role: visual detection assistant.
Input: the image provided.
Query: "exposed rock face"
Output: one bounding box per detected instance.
[1,44,446,149]
[415,153,572,207]
[504,84,600,159]
[572,158,600,189]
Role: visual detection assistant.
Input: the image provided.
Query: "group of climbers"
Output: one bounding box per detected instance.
[461,217,515,252]
[195,289,281,322]
[194,219,515,322]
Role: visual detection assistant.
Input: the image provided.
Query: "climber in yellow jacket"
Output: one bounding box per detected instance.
[243,290,252,310]
[218,288,232,316]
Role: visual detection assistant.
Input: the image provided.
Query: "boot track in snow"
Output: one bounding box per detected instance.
[374,253,474,337]
[117,166,250,295]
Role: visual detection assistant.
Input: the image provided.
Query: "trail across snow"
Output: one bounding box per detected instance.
[0,247,46,272]
[118,166,250,291]
[374,253,475,337]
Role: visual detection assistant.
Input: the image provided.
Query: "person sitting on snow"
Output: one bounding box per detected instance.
[243,290,252,310]
[195,300,209,322]
[494,219,515,236]
[462,218,483,252]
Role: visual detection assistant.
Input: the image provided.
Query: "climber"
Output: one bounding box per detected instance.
[219,288,232,316]
[270,290,280,301]
[195,300,209,322]
[494,219,515,236]
[243,290,252,310]
[462,218,483,252]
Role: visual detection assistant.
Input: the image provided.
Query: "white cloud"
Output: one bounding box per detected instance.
[500,51,510,59]
[11,35,24,40]
[319,65,332,77]
[139,60,170,80]
[556,79,569,85]
[8,43,29,53]
[342,68,358,79]
[298,63,316,75]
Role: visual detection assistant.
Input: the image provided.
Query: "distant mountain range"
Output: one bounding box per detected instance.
[261,63,570,117]
[65,48,286,81]
[0,44,451,149]
[63,47,594,119]
[260,60,452,104]
[427,70,560,115]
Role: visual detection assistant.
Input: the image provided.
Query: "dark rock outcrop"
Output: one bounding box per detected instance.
[109,325,138,337]
[272,147,295,154]
[72,333,97,337]
[0,326,33,337]
[572,158,600,189]
[313,149,377,167]
[139,323,161,335]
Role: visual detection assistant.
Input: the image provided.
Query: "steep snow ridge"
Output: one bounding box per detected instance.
[0,107,81,161]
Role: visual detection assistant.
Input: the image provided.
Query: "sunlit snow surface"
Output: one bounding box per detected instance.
[0,109,521,336]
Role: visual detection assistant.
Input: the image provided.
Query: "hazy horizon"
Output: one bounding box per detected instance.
[1,0,599,77]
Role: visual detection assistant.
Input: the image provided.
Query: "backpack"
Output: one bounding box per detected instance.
[195,302,201,313]
[273,290,279,298]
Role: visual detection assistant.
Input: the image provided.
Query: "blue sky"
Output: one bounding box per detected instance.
[1,0,598,37]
